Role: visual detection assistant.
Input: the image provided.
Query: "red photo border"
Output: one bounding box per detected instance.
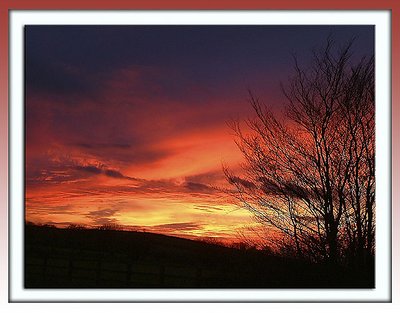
[0,0,398,307]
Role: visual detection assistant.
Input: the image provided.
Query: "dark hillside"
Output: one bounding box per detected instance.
[25,224,373,288]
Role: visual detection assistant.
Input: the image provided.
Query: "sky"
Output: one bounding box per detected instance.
[25,25,374,243]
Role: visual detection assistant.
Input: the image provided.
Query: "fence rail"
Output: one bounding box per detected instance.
[25,253,217,288]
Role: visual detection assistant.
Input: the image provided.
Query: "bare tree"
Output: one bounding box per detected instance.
[225,38,375,266]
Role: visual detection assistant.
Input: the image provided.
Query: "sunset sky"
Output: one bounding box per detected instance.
[25,25,374,243]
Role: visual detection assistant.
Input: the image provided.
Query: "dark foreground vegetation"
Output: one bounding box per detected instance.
[25,224,374,288]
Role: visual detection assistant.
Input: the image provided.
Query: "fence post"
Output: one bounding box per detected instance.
[95,260,102,286]
[42,255,48,284]
[126,262,132,287]
[160,264,165,287]
[68,258,73,286]
[196,268,202,287]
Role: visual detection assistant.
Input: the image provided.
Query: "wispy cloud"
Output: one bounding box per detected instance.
[86,208,120,225]
[184,182,215,194]
[150,222,203,232]
[75,165,137,180]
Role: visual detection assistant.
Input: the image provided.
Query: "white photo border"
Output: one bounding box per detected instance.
[9,10,392,302]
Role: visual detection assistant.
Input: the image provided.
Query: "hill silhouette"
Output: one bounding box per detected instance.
[25,224,373,288]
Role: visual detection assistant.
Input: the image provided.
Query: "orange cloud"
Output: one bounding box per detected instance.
[25,64,259,244]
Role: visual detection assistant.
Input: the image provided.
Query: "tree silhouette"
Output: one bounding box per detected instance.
[225,38,375,267]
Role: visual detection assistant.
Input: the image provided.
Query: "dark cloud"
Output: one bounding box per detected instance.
[74,165,137,180]
[26,58,91,96]
[76,143,173,166]
[104,169,124,178]
[151,222,202,231]
[27,156,140,186]
[26,25,374,103]
[75,143,131,149]
[184,182,215,193]
[75,165,102,175]
[26,169,74,185]
[90,217,119,225]
[228,176,256,189]
[184,170,226,185]
[86,208,119,225]
[87,208,119,217]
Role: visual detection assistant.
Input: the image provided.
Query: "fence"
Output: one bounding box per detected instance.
[25,249,215,288]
